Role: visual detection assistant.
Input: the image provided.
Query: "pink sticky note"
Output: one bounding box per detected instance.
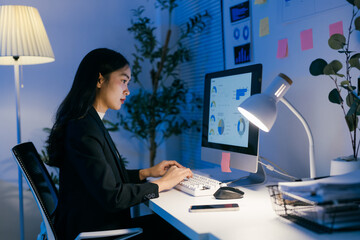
[329,21,343,36]
[300,29,313,51]
[277,38,288,58]
[221,152,231,172]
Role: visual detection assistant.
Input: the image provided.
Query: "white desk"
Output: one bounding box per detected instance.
[148,182,360,240]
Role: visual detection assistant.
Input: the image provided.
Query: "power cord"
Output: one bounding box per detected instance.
[259,155,298,181]
[217,156,298,186]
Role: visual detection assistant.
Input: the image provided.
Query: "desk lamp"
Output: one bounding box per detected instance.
[237,73,316,178]
[0,5,55,240]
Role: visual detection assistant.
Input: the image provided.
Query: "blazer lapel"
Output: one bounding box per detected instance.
[88,107,130,183]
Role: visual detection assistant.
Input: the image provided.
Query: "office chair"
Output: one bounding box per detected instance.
[12,142,142,240]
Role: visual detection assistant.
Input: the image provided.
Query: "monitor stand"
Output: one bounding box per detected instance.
[228,162,266,187]
[195,161,266,187]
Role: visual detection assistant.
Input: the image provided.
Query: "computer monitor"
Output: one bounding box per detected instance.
[201,64,264,184]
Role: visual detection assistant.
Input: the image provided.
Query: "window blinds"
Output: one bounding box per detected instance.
[174,1,224,168]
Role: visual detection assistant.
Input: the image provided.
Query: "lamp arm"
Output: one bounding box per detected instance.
[280,97,316,178]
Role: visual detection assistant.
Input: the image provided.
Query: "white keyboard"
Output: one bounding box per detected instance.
[175,173,224,197]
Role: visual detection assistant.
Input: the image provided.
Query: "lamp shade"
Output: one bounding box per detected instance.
[238,93,277,132]
[0,5,54,65]
[238,73,293,132]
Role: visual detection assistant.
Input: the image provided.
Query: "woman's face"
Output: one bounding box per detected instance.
[93,65,131,112]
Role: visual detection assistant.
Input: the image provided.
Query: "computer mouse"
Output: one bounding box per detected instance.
[213,187,244,200]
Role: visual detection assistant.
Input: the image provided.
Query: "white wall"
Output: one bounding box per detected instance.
[251,1,360,178]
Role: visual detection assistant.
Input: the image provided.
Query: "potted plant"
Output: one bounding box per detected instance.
[118,0,209,167]
[309,0,360,175]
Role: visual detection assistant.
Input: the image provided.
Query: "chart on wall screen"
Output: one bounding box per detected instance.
[222,0,252,69]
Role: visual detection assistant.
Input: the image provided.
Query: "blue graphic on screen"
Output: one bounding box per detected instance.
[234,43,250,65]
[236,88,247,100]
[243,25,249,40]
[212,86,217,93]
[208,72,252,148]
[230,1,249,23]
[218,119,225,135]
[237,118,246,135]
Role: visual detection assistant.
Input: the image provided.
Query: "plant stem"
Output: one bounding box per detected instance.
[346,7,359,158]
[332,75,356,150]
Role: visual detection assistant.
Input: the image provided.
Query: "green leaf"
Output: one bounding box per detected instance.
[342,85,356,92]
[328,88,343,104]
[355,16,360,31]
[323,60,343,75]
[309,58,327,76]
[328,34,346,50]
[345,115,359,132]
[341,80,357,92]
[346,93,356,107]
[350,53,360,70]
[355,0,360,9]
[348,0,360,7]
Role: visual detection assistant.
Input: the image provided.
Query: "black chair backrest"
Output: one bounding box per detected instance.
[12,142,59,235]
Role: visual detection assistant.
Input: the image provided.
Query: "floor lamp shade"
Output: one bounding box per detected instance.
[0,5,55,65]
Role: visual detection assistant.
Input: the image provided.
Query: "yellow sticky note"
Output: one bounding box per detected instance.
[255,0,267,4]
[259,17,269,37]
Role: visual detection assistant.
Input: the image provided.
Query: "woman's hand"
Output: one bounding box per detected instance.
[139,160,184,180]
[152,166,193,192]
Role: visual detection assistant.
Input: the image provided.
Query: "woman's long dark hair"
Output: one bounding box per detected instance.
[46,48,129,167]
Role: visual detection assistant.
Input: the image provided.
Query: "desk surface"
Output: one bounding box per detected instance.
[148,181,360,240]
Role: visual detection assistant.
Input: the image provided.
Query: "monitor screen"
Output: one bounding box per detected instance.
[201,64,262,173]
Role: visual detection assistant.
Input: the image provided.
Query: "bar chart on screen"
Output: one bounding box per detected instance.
[234,43,251,64]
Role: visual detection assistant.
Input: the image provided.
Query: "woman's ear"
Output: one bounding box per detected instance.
[97,73,104,88]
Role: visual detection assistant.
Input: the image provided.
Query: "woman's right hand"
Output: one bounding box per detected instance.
[152,166,193,192]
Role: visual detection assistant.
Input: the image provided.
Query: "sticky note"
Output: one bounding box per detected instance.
[259,17,269,37]
[329,21,343,36]
[221,152,231,172]
[255,0,267,4]
[277,38,288,58]
[300,29,313,51]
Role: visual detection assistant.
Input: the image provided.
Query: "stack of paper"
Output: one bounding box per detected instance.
[278,170,360,204]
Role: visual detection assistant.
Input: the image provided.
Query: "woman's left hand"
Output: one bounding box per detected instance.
[140,160,184,180]
[149,160,185,177]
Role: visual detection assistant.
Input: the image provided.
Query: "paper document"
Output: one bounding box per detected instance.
[279,170,360,203]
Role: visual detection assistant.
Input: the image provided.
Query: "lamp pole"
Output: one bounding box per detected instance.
[14,58,25,240]
[280,97,316,179]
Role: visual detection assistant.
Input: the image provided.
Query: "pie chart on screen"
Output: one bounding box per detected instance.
[218,119,224,135]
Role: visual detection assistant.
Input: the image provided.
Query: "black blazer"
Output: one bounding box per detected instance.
[55,107,158,240]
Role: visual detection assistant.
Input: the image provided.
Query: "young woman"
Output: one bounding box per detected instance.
[47,48,192,239]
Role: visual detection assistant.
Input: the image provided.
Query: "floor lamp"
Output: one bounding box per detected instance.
[0,5,55,240]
